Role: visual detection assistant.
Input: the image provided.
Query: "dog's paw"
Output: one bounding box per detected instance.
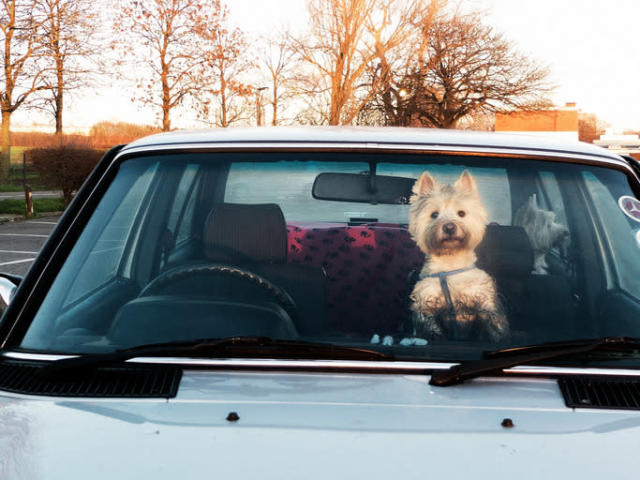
[412,311,443,338]
[370,334,394,345]
[371,335,397,346]
[399,337,428,346]
[484,313,510,342]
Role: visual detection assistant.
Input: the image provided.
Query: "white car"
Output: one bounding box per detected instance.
[1,127,640,479]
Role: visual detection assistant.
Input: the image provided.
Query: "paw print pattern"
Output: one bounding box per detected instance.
[286,223,425,334]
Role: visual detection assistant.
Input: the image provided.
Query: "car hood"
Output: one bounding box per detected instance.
[1,370,639,479]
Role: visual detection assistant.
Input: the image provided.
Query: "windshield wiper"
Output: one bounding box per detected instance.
[38,336,393,376]
[429,336,640,387]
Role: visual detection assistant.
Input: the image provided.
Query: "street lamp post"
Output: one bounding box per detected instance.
[397,88,408,126]
[255,87,268,126]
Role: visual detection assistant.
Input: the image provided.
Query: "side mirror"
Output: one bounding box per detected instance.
[0,274,21,312]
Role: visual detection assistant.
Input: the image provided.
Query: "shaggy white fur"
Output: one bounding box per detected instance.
[514,194,569,274]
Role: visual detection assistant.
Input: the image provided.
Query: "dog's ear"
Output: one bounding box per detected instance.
[529,193,538,208]
[454,170,478,194]
[413,172,438,196]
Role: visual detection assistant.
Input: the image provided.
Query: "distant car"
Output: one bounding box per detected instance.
[1,127,640,479]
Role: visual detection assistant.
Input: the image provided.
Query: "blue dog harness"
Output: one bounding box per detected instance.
[420,264,476,322]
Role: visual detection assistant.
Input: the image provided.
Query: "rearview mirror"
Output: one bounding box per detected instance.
[0,274,21,312]
[312,172,414,204]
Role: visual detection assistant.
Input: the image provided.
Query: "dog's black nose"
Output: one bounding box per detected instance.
[442,222,456,235]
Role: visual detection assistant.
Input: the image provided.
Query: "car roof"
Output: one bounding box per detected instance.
[120,126,624,164]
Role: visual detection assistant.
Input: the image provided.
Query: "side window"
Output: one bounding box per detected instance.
[512,170,572,276]
[538,171,568,225]
[537,171,571,266]
[175,185,197,244]
[582,171,640,296]
[65,162,159,304]
[167,164,199,244]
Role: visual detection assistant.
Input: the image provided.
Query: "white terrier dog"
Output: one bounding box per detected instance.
[409,170,508,342]
[514,194,569,274]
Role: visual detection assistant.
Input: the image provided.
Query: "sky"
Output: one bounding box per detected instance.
[476,0,640,131]
[12,0,640,133]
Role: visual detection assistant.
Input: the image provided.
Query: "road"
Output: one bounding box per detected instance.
[0,215,61,276]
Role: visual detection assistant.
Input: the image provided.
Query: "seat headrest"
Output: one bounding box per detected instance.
[203,203,287,263]
[476,225,533,277]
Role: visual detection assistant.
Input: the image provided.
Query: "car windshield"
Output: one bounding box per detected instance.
[17,151,640,362]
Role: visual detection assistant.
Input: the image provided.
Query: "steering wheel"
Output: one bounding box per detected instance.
[139,263,299,322]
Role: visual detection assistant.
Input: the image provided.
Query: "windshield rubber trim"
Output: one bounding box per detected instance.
[119,139,625,164]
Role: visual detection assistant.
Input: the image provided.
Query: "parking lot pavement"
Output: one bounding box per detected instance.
[0,215,61,276]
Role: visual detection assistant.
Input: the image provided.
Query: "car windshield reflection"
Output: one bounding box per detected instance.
[16,151,640,364]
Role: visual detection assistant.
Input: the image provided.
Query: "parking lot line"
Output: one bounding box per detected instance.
[0,258,35,266]
[0,249,39,254]
[26,221,58,225]
[0,233,49,238]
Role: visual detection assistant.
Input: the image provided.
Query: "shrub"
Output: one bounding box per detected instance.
[0,197,65,215]
[28,146,104,205]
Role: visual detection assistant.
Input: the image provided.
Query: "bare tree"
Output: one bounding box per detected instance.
[290,0,416,125]
[366,0,440,126]
[0,0,49,179]
[35,0,100,141]
[457,109,495,131]
[372,10,553,128]
[198,7,253,128]
[578,112,608,143]
[114,0,220,131]
[259,34,297,126]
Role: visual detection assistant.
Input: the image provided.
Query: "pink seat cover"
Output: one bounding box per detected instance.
[287,223,424,335]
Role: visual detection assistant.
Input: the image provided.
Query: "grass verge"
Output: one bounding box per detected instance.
[0,183,50,192]
[0,171,48,192]
[0,197,64,215]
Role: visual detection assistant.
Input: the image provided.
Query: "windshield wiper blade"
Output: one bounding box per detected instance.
[38,336,393,376]
[485,336,640,358]
[429,336,640,387]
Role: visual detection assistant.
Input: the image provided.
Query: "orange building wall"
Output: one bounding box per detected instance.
[495,110,579,132]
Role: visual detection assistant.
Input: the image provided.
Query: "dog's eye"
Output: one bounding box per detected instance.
[430,211,439,219]
[457,210,466,217]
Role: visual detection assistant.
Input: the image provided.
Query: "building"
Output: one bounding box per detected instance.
[593,130,640,159]
[495,103,579,142]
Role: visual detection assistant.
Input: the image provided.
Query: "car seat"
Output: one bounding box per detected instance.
[476,225,577,342]
[287,223,425,335]
[203,203,328,336]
